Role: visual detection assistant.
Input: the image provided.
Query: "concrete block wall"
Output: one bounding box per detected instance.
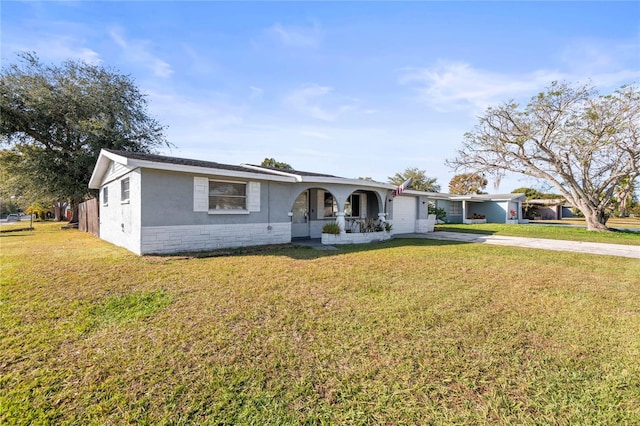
[140,222,291,254]
[416,216,436,233]
[321,231,391,245]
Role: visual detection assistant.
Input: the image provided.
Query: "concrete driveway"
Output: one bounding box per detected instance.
[397,231,640,259]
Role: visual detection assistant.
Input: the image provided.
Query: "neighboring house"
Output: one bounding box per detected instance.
[88,149,525,255]
[429,193,526,224]
[522,198,569,220]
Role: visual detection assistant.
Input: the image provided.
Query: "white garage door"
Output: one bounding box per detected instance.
[392,196,417,234]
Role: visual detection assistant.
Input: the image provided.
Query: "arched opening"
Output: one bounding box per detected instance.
[343,189,384,233]
[290,186,387,239]
[291,187,340,239]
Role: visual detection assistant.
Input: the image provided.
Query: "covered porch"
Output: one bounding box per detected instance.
[290,186,389,240]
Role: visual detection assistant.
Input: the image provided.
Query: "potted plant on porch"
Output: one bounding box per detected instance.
[506,209,519,224]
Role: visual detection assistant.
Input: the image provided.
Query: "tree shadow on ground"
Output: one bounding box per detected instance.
[146,236,480,262]
[433,226,496,235]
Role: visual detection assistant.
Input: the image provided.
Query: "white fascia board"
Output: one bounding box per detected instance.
[449,194,526,202]
[126,159,297,183]
[400,189,433,196]
[88,149,129,189]
[422,193,452,200]
[475,194,526,201]
[88,158,109,189]
[394,190,453,199]
[300,176,396,190]
[239,164,303,181]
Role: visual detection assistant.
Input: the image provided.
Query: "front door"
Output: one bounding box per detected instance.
[292,191,310,238]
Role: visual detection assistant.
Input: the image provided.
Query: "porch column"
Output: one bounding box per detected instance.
[336,212,346,234]
[462,200,467,220]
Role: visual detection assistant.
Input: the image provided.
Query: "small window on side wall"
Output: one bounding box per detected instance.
[121,178,130,203]
[102,187,109,206]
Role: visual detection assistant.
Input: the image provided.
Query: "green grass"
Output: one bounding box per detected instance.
[2,223,640,424]
[436,222,640,245]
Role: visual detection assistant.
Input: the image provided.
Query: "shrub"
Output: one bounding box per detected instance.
[322,222,341,235]
[428,205,447,221]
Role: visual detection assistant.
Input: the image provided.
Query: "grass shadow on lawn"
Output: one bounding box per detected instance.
[147,237,480,262]
[433,226,496,235]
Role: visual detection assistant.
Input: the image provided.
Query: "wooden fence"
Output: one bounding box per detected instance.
[79,198,99,237]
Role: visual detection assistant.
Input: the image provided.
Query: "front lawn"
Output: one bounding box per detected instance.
[2,223,639,424]
[436,222,640,246]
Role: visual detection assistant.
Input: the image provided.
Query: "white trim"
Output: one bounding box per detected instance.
[247,182,261,212]
[193,176,208,212]
[240,164,303,181]
[128,159,294,182]
[90,149,297,189]
[207,210,250,215]
[121,177,130,203]
[102,187,109,206]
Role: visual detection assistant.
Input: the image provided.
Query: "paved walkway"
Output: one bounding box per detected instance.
[397,232,640,259]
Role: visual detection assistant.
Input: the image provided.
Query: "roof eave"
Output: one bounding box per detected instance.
[88,149,130,189]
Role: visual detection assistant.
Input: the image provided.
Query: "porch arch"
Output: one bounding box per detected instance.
[288,186,388,238]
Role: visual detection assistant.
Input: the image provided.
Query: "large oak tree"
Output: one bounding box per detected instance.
[0,52,169,221]
[447,82,639,231]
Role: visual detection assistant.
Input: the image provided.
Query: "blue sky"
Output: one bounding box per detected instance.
[2,1,639,193]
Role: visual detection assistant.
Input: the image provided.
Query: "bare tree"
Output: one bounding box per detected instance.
[447,82,639,231]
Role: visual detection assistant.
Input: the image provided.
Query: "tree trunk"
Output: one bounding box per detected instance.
[618,191,629,218]
[69,200,79,224]
[52,200,71,222]
[584,209,609,232]
[52,202,64,221]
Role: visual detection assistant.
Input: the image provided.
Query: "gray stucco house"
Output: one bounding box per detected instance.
[88,149,525,255]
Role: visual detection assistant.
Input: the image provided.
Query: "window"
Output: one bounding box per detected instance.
[102,187,109,206]
[121,178,130,203]
[344,194,361,217]
[449,201,462,215]
[323,192,338,217]
[209,180,246,210]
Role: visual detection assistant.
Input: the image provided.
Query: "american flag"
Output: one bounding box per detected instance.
[393,177,413,197]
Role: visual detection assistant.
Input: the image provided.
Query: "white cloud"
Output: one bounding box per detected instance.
[249,86,264,99]
[108,26,173,78]
[181,43,219,76]
[400,61,566,112]
[556,38,640,88]
[4,34,102,65]
[400,54,639,113]
[266,21,322,47]
[284,84,336,121]
[558,37,639,72]
[299,130,331,140]
[283,85,371,122]
[146,90,246,150]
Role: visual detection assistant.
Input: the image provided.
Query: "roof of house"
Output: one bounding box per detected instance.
[101,149,274,175]
[242,164,340,178]
[522,198,567,205]
[448,193,527,201]
[89,150,527,203]
[89,149,393,190]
